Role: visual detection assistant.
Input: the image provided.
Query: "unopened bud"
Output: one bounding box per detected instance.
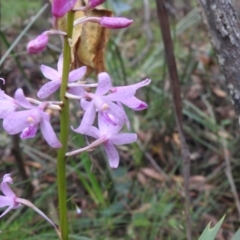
[27,34,48,54]
[100,17,133,29]
[52,0,77,17]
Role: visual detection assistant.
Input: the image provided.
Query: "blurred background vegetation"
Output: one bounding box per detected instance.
[1,0,240,239]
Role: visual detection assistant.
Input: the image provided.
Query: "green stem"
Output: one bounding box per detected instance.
[57,10,74,240]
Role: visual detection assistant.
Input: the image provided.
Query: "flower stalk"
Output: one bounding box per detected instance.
[56,10,74,240]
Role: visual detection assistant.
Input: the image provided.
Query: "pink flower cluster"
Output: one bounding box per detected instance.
[0,53,150,168]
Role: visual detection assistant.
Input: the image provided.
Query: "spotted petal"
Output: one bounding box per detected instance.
[41,64,60,81]
[14,88,33,109]
[40,117,62,148]
[37,80,61,99]
[103,142,119,168]
[68,66,87,83]
[110,133,137,145]
[95,72,112,96]
[3,109,41,135]
[121,96,148,110]
[74,102,96,134]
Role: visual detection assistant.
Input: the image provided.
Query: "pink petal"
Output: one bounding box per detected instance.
[83,126,100,139]
[14,88,33,109]
[117,102,130,129]
[1,174,16,198]
[68,86,86,96]
[40,64,60,81]
[106,78,151,102]
[0,101,18,119]
[81,99,91,111]
[98,104,125,138]
[110,133,137,145]
[104,142,119,168]
[121,97,148,110]
[3,109,41,135]
[0,196,13,208]
[20,125,38,139]
[37,80,61,99]
[103,88,134,102]
[68,66,87,83]
[40,118,62,148]
[98,101,125,135]
[73,103,96,134]
[0,90,14,101]
[95,72,112,96]
[0,203,15,218]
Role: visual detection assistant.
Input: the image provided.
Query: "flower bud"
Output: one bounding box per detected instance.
[52,0,77,17]
[100,17,133,29]
[27,34,48,54]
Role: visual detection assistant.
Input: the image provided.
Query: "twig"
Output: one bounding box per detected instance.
[222,138,240,217]
[11,135,34,200]
[155,1,192,239]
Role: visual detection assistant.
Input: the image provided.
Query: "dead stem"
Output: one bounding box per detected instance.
[155,1,192,239]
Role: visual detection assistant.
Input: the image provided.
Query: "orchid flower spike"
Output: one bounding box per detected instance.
[0,174,61,237]
[3,89,62,148]
[68,113,137,168]
[37,53,86,98]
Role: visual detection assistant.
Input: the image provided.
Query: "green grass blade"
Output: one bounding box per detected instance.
[232,228,240,240]
[198,215,225,240]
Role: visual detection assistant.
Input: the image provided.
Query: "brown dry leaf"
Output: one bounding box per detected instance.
[25,160,42,169]
[190,175,206,183]
[53,0,112,75]
[212,88,227,98]
[172,133,181,146]
[132,203,152,214]
[218,130,231,139]
[172,175,184,183]
[137,172,148,185]
[140,168,165,182]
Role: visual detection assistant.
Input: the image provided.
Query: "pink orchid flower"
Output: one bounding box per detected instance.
[73,72,126,134]
[0,174,61,237]
[0,174,21,218]
[68,113,137,168]
[3,89,62,148]
[38,54,86,99]
[108,78,151,110]
[72,73,150,133]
